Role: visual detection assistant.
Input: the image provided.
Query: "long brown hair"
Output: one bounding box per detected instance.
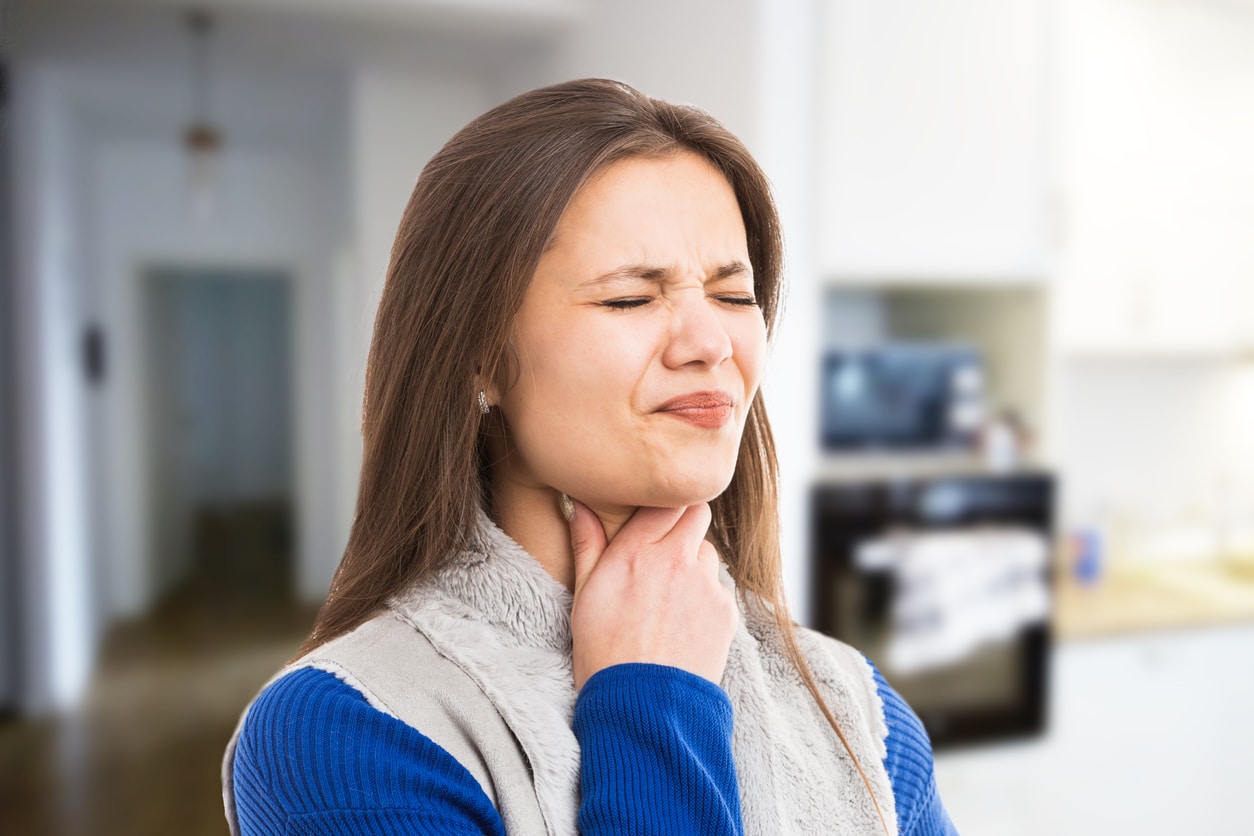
[303,78,887,833]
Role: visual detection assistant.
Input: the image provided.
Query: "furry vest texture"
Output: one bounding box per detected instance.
[224,510,898,835]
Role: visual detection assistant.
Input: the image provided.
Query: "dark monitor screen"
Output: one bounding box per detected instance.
[820,344,983,450]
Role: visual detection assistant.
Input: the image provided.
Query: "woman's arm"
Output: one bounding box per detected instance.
[870,663,961,836]
[232,667,506,836]
[234,665,744,835]
[575,663,742,835]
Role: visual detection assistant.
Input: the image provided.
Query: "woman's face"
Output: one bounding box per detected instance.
[491,152,767,511]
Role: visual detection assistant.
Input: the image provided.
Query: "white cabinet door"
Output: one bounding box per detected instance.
[1056,273,1247,358]
[935,625,1254,835]
[1054,0,1254,357]
[816,0,1050,282]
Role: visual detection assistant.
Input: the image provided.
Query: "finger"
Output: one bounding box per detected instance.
[697,541,734,592]
[568,498,608,594]
[614,505,687,545]
[664,502,713,553]
[697,539,721,569]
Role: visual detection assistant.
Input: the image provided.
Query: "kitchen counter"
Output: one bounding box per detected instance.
[814,452,1048,483]
[1053,559,1254,640]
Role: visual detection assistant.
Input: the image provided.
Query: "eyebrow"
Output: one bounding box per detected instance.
[581,260,753,287]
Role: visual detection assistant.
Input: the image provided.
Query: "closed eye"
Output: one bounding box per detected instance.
[599,294,758,310]
[599,297,653,310]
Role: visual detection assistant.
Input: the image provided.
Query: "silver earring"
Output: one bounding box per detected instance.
[478,389,490,415]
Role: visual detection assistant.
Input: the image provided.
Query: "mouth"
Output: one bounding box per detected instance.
[655,391,735,429]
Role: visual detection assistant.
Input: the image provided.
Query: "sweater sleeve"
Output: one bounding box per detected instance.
[233,664,744,836]
[232,667,507,836]
[573,663,743,836]
[869,663,961,836]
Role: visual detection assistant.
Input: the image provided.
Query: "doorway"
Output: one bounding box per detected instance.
[141,267,296,618]
[0,267,318,835]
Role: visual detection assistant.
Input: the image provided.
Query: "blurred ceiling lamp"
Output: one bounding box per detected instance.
[184,9,223,223]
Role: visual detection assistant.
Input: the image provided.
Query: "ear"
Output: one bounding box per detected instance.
[474,368,503,410]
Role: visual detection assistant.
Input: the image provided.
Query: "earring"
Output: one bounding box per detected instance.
[478,389,490,415]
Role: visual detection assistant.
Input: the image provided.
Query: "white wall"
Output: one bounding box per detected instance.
[507,0,761,139]
[1052,361,1254,551]
[0,66,17,711]
[339,66,495,548]
[10,62,97,711]
[750,0,822,625]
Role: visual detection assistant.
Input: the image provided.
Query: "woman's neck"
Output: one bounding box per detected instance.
[491,482,633,591]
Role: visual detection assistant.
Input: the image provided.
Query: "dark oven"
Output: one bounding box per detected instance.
[810,472,1055,748]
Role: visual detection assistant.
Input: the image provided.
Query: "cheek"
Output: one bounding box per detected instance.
[523,325,633,399]
[505,319,650,439]
[500,321,658,493]
[732,318,768,391]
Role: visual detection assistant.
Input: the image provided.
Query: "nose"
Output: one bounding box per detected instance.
[661,292,734,369]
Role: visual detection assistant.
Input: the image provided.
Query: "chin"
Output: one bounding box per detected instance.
[570,446,741,509]
[642,468,736,508]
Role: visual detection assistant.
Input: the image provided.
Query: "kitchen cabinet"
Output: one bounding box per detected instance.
[1053,0,1254,357]
[935,623,1254,835]
[1056,273,1250,358]
[815,0,1050,283]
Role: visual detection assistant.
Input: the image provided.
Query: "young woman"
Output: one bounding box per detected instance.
[223,78,957,836]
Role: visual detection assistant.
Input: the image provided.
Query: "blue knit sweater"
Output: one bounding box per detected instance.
[233,662,957,835]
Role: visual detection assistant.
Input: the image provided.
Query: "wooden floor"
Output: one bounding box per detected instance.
[0,504,318,836]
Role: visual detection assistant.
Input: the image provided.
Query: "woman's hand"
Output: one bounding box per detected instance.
[567,499,739,691]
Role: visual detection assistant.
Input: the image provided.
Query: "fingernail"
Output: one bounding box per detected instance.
[558,492,575,522]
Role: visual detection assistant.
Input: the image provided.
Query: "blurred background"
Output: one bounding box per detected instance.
[2,0,1253,833]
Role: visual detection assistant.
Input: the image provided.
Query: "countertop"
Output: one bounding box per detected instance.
[1053,559,1254,640]
[814,452,1049,483]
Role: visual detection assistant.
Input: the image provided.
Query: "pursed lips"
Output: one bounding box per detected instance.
[654,391,735,429]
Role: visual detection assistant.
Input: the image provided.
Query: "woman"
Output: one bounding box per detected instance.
[224,78,957,836]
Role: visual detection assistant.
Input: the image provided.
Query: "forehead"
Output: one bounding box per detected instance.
[543,152,749,267]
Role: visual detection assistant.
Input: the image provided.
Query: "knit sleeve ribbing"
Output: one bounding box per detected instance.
[869,662,961,836]
[233,664,746,836]
[232,667,506,835]
[573,663,743,836]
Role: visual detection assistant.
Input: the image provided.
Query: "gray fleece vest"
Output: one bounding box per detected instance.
[223,511,898,835]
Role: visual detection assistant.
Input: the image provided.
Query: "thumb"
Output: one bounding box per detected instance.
[566,497,607,595]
